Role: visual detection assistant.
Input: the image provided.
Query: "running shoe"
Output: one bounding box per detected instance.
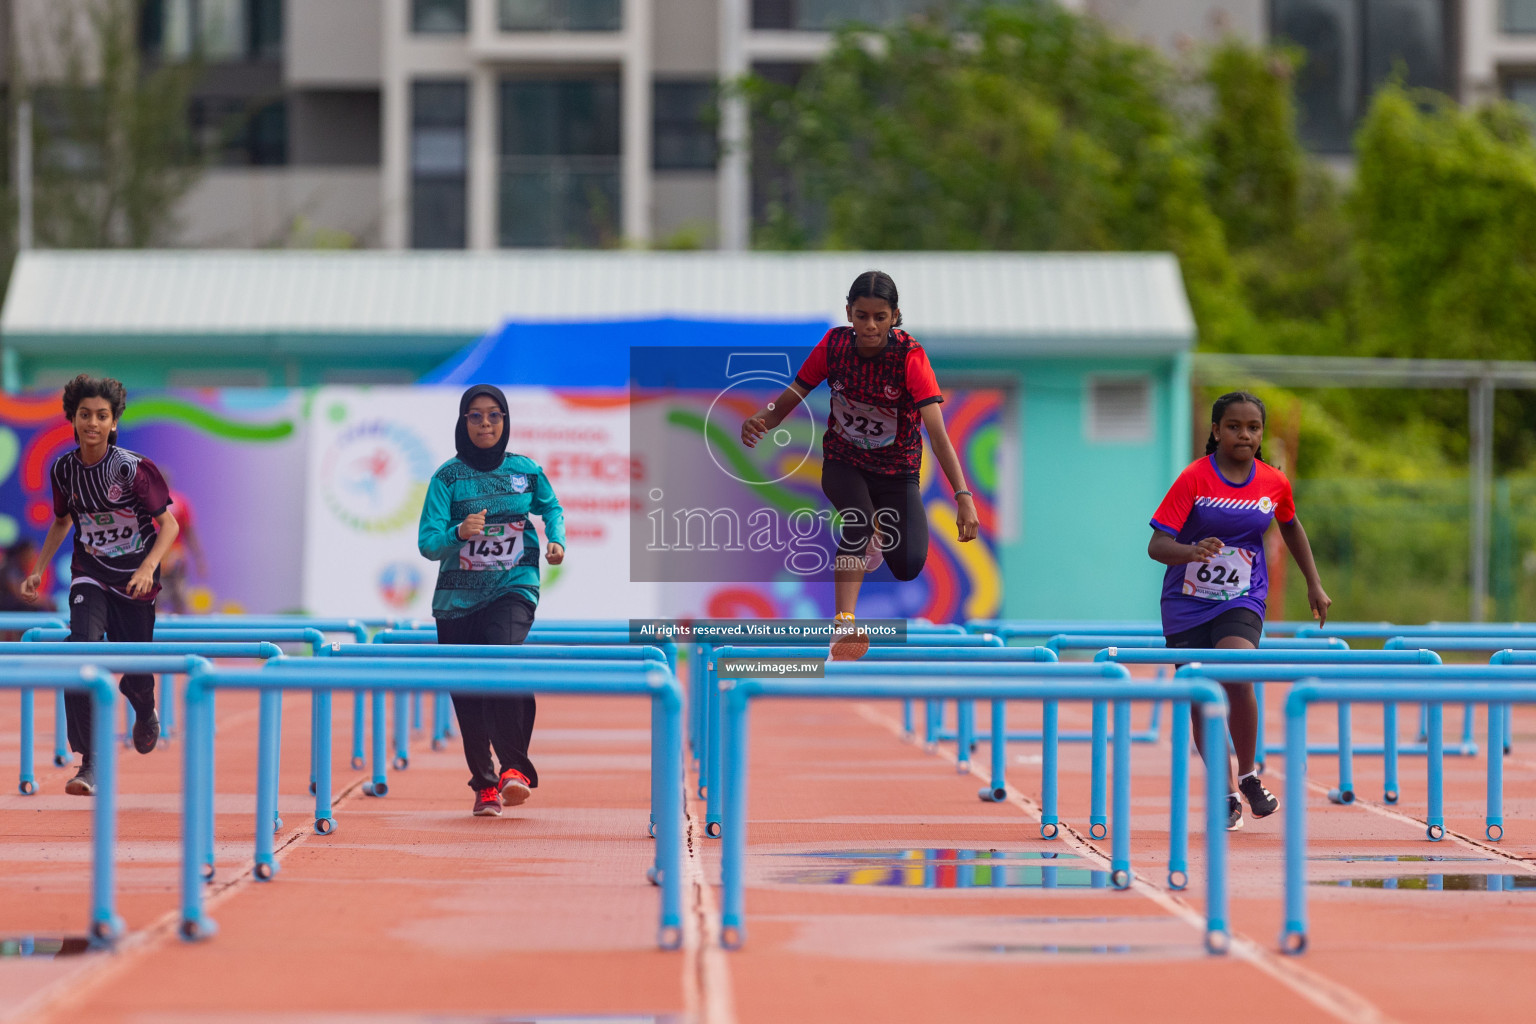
[133,708,160,754]
[65,764,96,797]
[498,768,532,808]
[1226,795,1244,832]
[1239,775,1279,818]
[472,786,502,817]
[829,613,869,662]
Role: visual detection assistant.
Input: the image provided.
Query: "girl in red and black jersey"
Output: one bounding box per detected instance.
[741,271,979,658]
[22,376,180,796]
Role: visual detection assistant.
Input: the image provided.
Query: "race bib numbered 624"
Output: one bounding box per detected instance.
[1182,546,1255,601]
[79,509,144,560]
[459,521,527,571]
[831,393,898,449]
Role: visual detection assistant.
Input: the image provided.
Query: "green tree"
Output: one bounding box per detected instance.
[8,0,204,253]
[744,1,1252,348]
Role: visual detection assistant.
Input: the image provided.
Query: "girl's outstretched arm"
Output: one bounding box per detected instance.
[919,404,978,542]
[1277,517,1331,624]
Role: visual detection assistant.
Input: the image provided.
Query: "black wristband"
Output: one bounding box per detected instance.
[953,490,973,498]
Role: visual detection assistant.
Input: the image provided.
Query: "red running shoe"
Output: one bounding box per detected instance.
[498,768,532,808]
[472,785,502,817]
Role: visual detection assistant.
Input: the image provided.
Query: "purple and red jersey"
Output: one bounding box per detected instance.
[51,446,171,601]
[1150,455,1296,635]
[793,327,943,476]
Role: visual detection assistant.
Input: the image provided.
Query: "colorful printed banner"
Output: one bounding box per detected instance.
[0,390,305,614]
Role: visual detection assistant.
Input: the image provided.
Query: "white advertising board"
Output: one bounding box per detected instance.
[301,386,656,621]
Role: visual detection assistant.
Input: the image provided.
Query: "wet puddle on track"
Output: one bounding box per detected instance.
[775,849,1110,889]
[0,936,92,959]
[1314,874,1536,891]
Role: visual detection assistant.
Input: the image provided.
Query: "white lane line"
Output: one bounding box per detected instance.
[682,775,737,1024]
[852,702,1398,1024]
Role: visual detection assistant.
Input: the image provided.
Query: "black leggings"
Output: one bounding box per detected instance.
[66,584,156,762]
[820,459,928,582]
[437,594,538,791]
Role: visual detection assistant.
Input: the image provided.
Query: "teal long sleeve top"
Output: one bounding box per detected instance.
[417,452,566,618]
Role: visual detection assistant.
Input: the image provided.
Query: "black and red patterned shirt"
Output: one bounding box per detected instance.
[794,326,943,476]
[51,446,171,601]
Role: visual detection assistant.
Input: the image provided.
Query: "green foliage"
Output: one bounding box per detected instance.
[743,1,1251,348]
[28,0,205,249]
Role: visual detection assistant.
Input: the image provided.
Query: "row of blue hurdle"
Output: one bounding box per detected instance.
[7,612,1536,958]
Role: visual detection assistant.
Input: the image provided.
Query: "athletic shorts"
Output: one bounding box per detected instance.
[1165,606,1263,650]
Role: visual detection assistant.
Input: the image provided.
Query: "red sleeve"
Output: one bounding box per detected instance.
[50,461,68,519]
[793,331,832,392]
[905,345,943,407]
[1150,465,1197,535]
[1273,470,1296,524]
[132,459,172,517]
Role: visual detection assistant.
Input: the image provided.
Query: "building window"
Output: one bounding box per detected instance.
[654,81,717,171]
[190,97,288,165]
[142,0,283,61]
[1503,0,1536,33]
[1271,0,1453,153]
[413,0,468,33]
[499,0,622,32]
[1507,75,1536,117]
[412,81,469,249]
[751,0,939,30]
[1085,377,1152,444]
[499,77,621,247]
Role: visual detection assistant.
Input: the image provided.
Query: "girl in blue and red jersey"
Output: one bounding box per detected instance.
[1148,390,1330,831]
[741,271,979,659]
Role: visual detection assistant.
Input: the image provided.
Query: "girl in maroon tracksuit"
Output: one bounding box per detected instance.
[741,271,979,658]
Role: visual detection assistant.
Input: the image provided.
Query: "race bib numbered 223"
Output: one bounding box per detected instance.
[1182,546,1256,601]
[79,509,143,560]
[830,393,898,449]
[459,521,527,571]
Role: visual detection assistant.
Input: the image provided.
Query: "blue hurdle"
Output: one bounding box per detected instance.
[707,645,1057,833]
[1282,678,1536,954]
[694,634,1003,831]
[8,642,282,798]
[0,665,119,944]
[719,667,1233,953]
[317,643,668,828]
[1102,648,1442,799]
[178,660,685,950]
[1391,636,1536,755]
[2,614,76,770]
[362,633,674,784]
[1184,663,1531,839]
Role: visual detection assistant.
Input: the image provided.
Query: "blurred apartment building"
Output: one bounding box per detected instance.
[1,1,1533,251]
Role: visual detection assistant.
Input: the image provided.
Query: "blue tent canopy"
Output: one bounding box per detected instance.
[421,317,831,388]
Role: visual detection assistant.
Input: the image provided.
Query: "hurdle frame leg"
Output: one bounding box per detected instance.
[1168,700,1190,889]
[1328,702,1354,804]
[314,690,334,834]
[351,690,366,769]
[1486,702,1504,841]
[979,699,1007,802]
[254,689,280,880]
[89,686,122,946]
[1383,702,1400,803]
[18,688,35,794]
[1110,700,1133,888]
[1282,701,1308,953]
[1088,699,1108,839]
[1041,700,1059,839]
[1427,703,1445,841]
[392,690,409,770]
[53,688,68,766]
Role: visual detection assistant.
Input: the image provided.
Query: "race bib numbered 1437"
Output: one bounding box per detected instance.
[1182,546,1255,601]
[79,509,143,560]
[459,521,527,571]
[831,393,898,449]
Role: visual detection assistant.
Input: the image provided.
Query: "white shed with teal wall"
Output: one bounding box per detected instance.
[0,249,1194,620]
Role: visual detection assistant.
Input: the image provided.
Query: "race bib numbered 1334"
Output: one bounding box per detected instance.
[831,393,898,449]
[79,508,144,560]
[459,521,527,572]
[1182,546,1256,601]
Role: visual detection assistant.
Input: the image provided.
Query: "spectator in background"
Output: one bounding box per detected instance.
[0,539,51,612]
[160,474,207,615]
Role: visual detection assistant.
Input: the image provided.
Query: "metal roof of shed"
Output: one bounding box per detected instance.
[1,250,1195,355]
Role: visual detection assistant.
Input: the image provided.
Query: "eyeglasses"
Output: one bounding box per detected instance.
[465,411,504,426]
